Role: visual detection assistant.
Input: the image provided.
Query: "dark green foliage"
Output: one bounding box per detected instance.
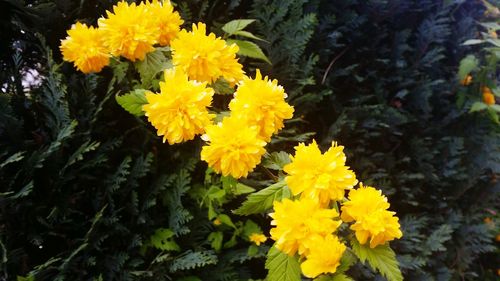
[1,0,500,280]
[304,0,500,280]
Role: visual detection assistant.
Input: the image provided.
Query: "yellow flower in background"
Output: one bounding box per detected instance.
[98,1,157,61]
[283,140,358,207]
[340,184,390,223]
[341,184,402,248]
[249,233,267,246]
[200,117,266,178]
[146,0,183,46]
[460,75,472,86]
[269,198,341,256]
[142,68,215,144]
[482,87,495,105]
[60,23,110,73]
[229,70,294,141]
[350,209,402,248]
[171,22,244,83]
[300,235,346,278]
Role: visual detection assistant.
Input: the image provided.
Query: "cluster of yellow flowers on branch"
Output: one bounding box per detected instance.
[60,0,183,72]
[267,140,402,278]
[60,1,403,280]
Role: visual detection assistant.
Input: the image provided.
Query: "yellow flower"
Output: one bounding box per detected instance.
[269,198,341,256]
[300,235,346,278]
[98,1,157,61]
[146,0,183,46]
[340,184,390,223]
[283,140,358,207]
[484,217,493,224]
[59,23,110,73]
[171,22,244,83]
[249,233,267,246]
[341,184,402,248]
[350,209,402,248]
[213,218,222,226]
[496,233,500,242]
[200,116,266,178]
[229,70,294,141]
[142,68,215,144]
[483,87,495,105]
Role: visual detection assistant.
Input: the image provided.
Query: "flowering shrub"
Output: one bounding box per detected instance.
[59,0,405,279]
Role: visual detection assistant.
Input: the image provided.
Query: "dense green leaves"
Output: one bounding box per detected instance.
[458,54,479,80]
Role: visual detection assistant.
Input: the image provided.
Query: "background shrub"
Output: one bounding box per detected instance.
[1,0,499,280]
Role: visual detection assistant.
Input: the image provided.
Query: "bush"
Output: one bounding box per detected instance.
[1,0,499,280]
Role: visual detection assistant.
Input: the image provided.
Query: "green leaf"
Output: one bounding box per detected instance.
[226,39,271,64]
[262,152,291,170]
[243,219,262,238]
[208,231,224,251]
[336,249,357,274]
[150,228,180,251]
[480,22,500,30]
[218,214,236,228]
[222,19,256,35]
[233,180,290,215]
[458,55,478,80]
[469,102,487,113]
[461,39,484,46]
[135,48,172,88]
[265,246,301,281]
[248,245,259,256]
[233,30,266,41]
[490,104,500,112]
[116,89,148,116]
[211,78,234,95]
[234,183,256,195]
[350,239,403,281]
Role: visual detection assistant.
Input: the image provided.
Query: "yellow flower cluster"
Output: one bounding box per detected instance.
[269,198,345,278]
[201,70,294,178]
[171,23,244,84]
[270,140,402,278]
[142,68,215,144]
[341,184,403,248]
[229,70,294,141]
[284,140,358,206]
[60,0,183,72]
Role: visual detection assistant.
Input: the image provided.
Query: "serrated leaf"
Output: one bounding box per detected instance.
[233,30,266,41]
[469,102,487,113]
[262,152,291,170]
[222,19,256,35]
[227,39,271,64]
[150,228,180,251]
[458,55,478,80]
[116,89,148,116]
[350,239,403,281]
[135,49,171,88]
[265,246,301,281]
[233,180,290,215]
